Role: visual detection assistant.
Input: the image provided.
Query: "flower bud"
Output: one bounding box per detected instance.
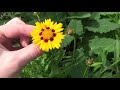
[86,58,94,66]
[67,28,74,35]
[33,12,38,16]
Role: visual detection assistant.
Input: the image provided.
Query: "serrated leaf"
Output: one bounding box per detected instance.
[99,12,120,15]
[85,19,120,33]
[68,19,83,35]
[89,37,115,54]
[90,12,101,20]
[61,34,74,48]
[67,12,91,18]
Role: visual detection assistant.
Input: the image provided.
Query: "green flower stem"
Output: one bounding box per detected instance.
[34,12,40,21]
[36,14,40,22]
[83,66,89,78]
[73,35,76,61]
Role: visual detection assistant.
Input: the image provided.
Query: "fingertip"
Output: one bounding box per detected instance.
[21,24,35,36]
[26,25,35,32]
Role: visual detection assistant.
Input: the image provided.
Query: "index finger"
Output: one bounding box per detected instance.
[0,24,34,38]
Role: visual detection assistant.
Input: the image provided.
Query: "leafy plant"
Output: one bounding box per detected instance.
[2,12,120,78]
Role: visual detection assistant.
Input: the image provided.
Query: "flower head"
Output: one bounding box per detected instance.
[30,18,65,52]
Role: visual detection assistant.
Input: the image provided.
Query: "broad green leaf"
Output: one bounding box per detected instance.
[99,12,120,15]
[89,37,116,54]
[85,19,120,33]
[90,12,101,20]
[67,12,91,18]
[61,34,74,48]
[68,19,83,36]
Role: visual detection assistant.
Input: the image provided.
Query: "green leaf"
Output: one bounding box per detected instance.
[93,64,101,72]
[111,57,120,67]
[100,71,112,78]
[90,61,102,73]
[68,19,84,36]
[68,48,87,78]
[61,34,74,48]
[99,49,107,67]
[85,19,120,33]
[89,37,116,54]
[114,40,120,62]
[99,12,120,15]
[110,73,120,78]
[67,12,91,18]
[90,12,101,20]
[91,62,102,67]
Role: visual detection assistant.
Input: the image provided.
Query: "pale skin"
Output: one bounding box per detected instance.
[0,17,44,78]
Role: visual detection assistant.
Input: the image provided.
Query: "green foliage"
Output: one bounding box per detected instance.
[67,12,91,18]
[61,34,74,48]
[2,12,120,78]
[67,19,84,36]
[89,37,115,54]
[85,19,120,33]
[99,12,120,15]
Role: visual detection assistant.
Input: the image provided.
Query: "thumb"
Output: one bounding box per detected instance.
[16,44,44,63]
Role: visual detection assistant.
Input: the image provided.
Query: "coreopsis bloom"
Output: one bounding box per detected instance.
[30,18,65,52]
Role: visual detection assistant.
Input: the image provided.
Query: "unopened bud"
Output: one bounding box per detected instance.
[86,58,94,66]
[33,12,38,16]
[67,28,74,35]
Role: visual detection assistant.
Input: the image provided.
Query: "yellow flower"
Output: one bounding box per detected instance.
[30,18,65,52]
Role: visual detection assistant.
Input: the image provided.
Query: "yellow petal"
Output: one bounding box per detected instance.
[50,22,57,29]
[40,40,44,49]
[55,28,64,33]
[52,39,60,49]
[44,19,50,27]
[50,21,54,29]
[51,41,55,49]
[53,23,63,30]
[48,40,52,50]
[33,39,40,44]
[44,43,49,52]
[35,22,41,26]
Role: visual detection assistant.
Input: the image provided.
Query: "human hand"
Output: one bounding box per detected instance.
[0,17,43,78]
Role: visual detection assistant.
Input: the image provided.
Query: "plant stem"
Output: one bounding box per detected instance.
[36,14,40,22]
[73,36,76,57]
[83,66,89,78]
